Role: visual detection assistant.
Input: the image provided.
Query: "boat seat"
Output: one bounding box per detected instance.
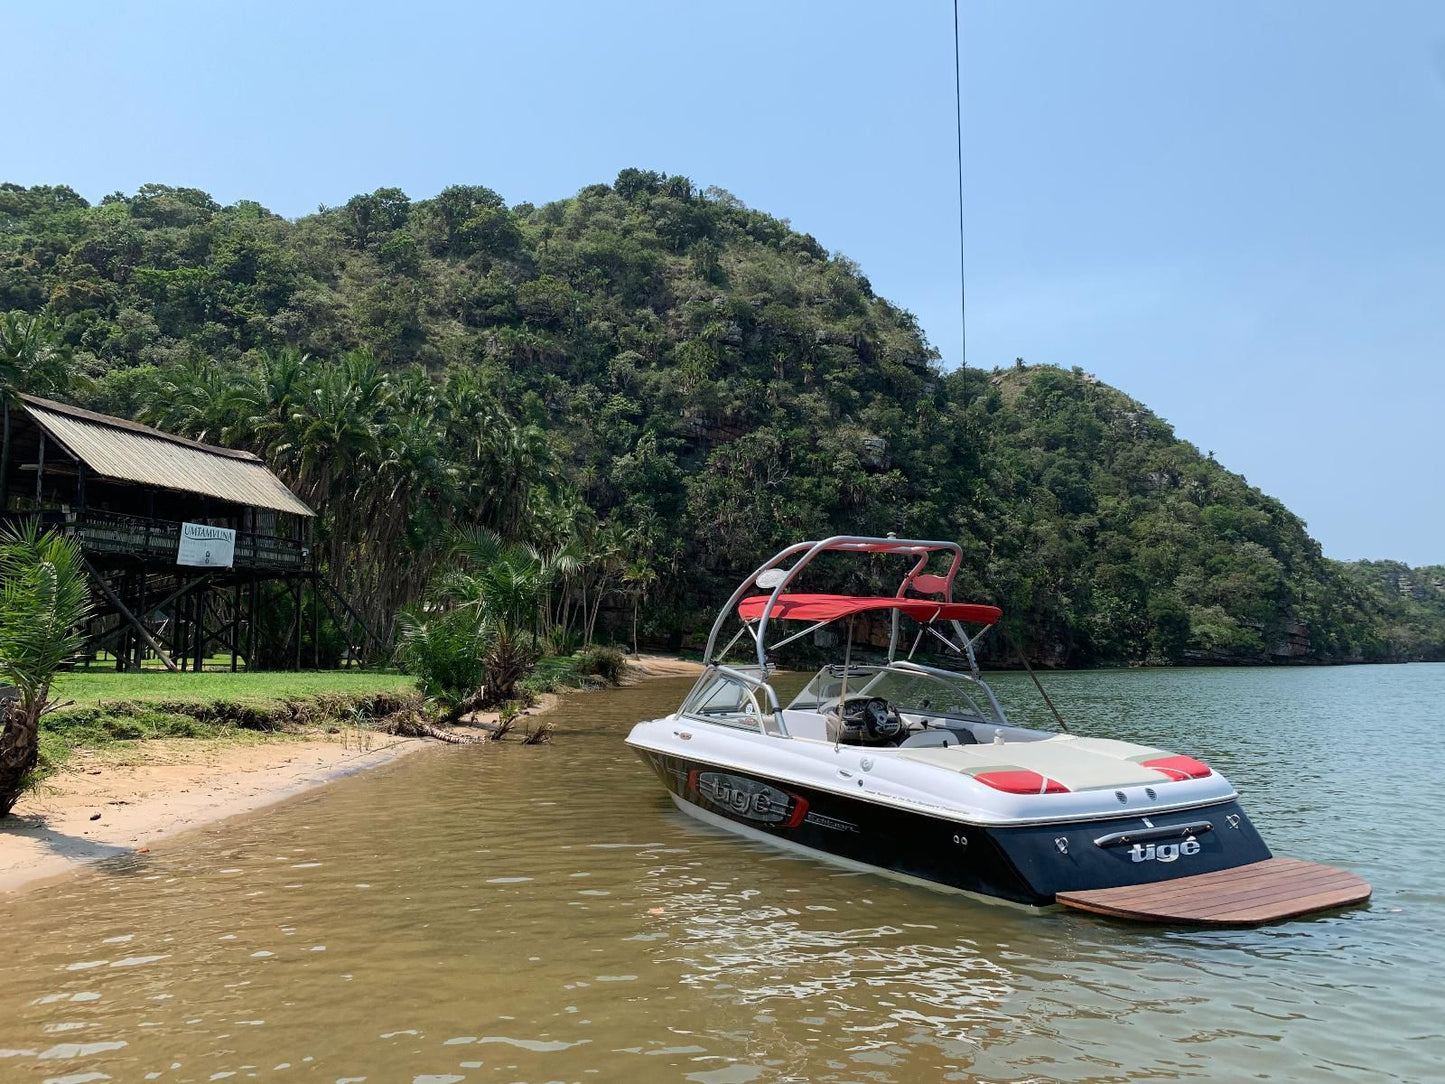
[895,734,1192,792]
[779,710,833,742]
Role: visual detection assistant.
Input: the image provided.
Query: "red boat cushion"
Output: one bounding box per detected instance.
[1142,755,1213,781]
[972,769,1071,795]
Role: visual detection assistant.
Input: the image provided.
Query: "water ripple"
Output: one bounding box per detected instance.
[0,670,1439,1083]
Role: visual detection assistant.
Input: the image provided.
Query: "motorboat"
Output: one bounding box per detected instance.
[627,536,1370,924]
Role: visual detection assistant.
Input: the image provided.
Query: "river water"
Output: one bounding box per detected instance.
[1,665,1441,1083]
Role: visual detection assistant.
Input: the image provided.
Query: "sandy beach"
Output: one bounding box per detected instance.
[0,655,702,896]
[0,732,430,895]
[624,654,706,680]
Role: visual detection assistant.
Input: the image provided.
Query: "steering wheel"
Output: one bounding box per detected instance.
[836,695,905,743]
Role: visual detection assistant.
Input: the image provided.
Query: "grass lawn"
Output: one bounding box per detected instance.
[53,668,417,711]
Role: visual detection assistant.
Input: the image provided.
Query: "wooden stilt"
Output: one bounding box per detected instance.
[231,579,240,672]
[193,583,205,672]
[134,569,148,671]
[178,585,190,673]
[311,574,320,669]
[247,573,258,671]
[82,557,178,672]
[114,569,129,672]
[292,578,302,671]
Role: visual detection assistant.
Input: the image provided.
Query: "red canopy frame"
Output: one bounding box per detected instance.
[701,536,1005,681]
[737,594,1001,626]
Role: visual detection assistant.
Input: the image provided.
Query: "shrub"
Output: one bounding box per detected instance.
[519,670,560,696]
[544,626,581,657]
[104,716,147,740]
[393,606,487,704]
[0,520,94,815]
[575,645,627,686]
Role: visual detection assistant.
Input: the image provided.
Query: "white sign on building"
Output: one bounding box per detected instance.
[177,522,237,568]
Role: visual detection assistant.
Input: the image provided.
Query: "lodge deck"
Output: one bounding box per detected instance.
[1055,857,1372,925]
[72,510,307,570]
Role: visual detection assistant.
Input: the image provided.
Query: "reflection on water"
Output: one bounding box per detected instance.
[1,665,1442,1083]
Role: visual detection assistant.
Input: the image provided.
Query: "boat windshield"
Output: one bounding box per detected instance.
[786,664,1004,724]
[679,666,772,732]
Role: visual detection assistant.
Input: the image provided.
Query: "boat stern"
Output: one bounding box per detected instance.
[990,798,1273,901]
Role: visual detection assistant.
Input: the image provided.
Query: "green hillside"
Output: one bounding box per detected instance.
[1,174,1439,665]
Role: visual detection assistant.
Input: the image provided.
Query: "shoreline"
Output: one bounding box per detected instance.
[0,733,432,896]
[0,655,702,897]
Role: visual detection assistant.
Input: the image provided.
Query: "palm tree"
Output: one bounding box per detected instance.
[97,349,575,663]
[138,354,242,443]
[292,358,384,508]
[393,603,487,706]
[433,529,555,705]
[583,521,632,645]
[238,346,311,470]
[541,536,586,645]
[0,310,89,514]
[485,417,555,538]
[0,520,94,816]
[0,310,86,404]
[623,556,658,657]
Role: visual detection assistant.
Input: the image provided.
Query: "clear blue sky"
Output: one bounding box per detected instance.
[9,1,1444,564]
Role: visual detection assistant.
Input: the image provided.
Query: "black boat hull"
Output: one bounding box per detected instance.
[635,748,1272,906]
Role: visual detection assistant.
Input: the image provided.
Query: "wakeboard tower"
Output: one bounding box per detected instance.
[626,535,1370,925]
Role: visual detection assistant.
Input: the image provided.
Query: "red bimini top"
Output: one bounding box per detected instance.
[737,594,1002,626]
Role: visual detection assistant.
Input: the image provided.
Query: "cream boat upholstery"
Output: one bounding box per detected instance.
[896,734,1176,792]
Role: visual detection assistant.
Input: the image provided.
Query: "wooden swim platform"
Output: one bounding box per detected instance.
[1055,857,1372,926]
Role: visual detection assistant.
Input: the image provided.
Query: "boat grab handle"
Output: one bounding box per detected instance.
[1093,821,1214,848]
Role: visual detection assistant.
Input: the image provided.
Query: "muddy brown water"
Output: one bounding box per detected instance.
[1,666,1441,1083]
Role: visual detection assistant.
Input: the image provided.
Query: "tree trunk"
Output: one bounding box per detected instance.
[0,705,39,817]
[482,630,537,707]
[1,398,11,517]
[587,586,605,647]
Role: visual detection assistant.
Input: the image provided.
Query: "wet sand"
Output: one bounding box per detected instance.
[625,653,705,680]
[0,733,428,894]
[0,655,702,895]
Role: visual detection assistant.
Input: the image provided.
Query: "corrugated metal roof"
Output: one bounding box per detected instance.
[21,395,314,517]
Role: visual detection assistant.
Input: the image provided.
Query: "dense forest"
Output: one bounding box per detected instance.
[1,174,1441,665]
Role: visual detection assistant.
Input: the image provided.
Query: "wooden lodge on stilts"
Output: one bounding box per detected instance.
[0,394,374,671]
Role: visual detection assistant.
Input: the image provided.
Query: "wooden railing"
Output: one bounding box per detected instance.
[68,511,308,571]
